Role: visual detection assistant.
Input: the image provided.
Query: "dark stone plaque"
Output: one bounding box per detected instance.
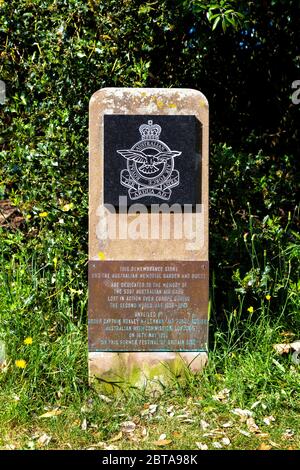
[104,115,202,207]
[88,260,208,352]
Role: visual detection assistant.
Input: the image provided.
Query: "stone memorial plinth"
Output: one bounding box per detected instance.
[89,88,208,389]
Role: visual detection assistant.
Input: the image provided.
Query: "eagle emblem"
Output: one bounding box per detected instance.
[117,120,181,200]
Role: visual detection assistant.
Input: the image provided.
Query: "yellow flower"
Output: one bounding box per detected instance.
[62,203,74,212]
[15,359,27,369]
[39,211,48,218]
[266,294,271,301]
[247,306,254,314]
[24,337,33,345]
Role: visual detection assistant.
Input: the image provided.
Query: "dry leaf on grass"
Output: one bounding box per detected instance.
[37,433,52,447]
[269,440,281,448]
[239,429,251,437]
[273,340,300,355]
[212,388,230,402]
[231,408,253,421]
[257,442,272,450]
[282,429,294,440]
[153,439,172,446]
[203,429,225,438]
[121,421,136,433]
[280,331,295,338]
[212,441,223,449]
[246,417,260,433]
[104,444,119,450]
[5,444,16,450]
[263,416,275,426]
[149,404,158,414]
[222,421,233,428]
[273,343,292,355]
[200,419,210,430]
[221,437,231,446]
[109,432,123,443]
[196,442,208,450]
[99,394,112,403]
[39,409,62,418]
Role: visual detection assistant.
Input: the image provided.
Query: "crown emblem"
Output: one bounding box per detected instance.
[139,120,161,140]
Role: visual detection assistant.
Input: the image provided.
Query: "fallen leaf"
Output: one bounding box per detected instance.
[221,437,231,446]
[269,440,281,448]
[104,444,118,450]
[121,421,136,433]
[251,400,261,409]
[246,417,260,433]
[203,430,225,438]
[222,421,233,428]
[81,418,87,431]
[39,409,62,418]
[99,394,112,403]
[239,429,251,437]
[257,443,272,450]
[273,343,291,355]
[109,432,123,442]
[196,442,208,450]
[37,433,52,447]
[290,340,300,351]
[256,433,269,438]
[200,419,210,430]
[282,429,294,440]
[263,416,275,426]
[149,404,158,414]
[5,444,16,450]
[153,439,172,446]
[280,331,295,338]
[231,408,253,421]
[212,441,223,449]
[212,388,230,402]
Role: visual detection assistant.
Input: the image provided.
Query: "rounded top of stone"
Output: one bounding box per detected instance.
[89,87,208,109]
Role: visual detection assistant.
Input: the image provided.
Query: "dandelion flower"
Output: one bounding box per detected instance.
[247,306,254,314]
[24,337,33,345]
[39,212,48,218]
[15,359,27,369]
[265,294,271,301]
[62,203,74,212]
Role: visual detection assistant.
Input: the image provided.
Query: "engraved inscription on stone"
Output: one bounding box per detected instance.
[88,261,208,352]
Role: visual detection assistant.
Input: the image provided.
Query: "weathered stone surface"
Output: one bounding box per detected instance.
[89,88,209,388]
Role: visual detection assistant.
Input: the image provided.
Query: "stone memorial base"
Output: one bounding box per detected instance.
[89,351,208,391]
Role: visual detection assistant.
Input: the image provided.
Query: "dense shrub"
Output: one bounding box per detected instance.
[0,0,299,334]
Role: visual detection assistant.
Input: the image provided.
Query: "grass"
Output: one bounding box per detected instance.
[0,231,299,450]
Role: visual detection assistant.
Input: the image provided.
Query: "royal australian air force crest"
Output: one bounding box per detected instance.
[117,120,181,200]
